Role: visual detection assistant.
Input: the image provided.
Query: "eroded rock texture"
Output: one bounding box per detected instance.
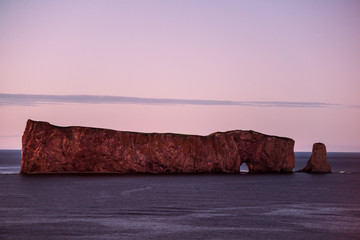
[21,120,295,174]
[299,143,331,173]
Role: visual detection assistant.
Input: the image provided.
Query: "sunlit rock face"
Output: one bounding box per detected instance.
[21,120,295,174]
[298,143,331,173]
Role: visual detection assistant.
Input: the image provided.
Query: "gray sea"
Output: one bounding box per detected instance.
[0,150,359,239]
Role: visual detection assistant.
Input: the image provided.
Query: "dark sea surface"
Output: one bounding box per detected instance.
[0,150,359,240]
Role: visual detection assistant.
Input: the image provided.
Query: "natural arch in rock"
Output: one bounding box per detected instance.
[239,162,249,173]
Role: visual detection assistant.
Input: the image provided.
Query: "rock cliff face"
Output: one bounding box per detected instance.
[21,120,295,174]
[298,143,331,173]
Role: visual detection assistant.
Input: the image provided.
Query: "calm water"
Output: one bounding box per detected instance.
[0,150,359,239]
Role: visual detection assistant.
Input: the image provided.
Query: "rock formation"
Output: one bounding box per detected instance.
[298,143,331,173]
[21,120,295,174]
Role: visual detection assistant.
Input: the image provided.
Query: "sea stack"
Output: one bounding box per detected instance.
[21,120,295,174]
[299,143,331,173]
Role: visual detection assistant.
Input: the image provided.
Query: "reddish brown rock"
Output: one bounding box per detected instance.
[299,143,331,173]
[21,120,295,174]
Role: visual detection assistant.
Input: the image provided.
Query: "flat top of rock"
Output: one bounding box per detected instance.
[26,119,294,141]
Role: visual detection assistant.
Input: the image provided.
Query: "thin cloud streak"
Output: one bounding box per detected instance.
[0,93,357,108]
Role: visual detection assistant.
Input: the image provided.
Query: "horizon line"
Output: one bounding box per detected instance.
[0,93,359,108]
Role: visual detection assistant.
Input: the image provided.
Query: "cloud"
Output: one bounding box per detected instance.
[0,93,357,108]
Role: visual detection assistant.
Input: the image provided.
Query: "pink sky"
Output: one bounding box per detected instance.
[1,0,359,151]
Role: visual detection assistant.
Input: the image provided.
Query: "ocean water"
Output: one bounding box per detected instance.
[0,150,359,239]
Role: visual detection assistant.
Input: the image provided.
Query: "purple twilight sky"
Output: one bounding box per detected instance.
[0,0,359,151]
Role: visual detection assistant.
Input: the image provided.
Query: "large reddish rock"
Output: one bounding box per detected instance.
[299,143,331,173]
[21,120,295,174]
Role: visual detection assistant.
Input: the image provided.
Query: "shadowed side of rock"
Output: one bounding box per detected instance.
[298,143,331,173]
[21,120,295,174]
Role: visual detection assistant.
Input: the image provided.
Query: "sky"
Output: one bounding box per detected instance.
[0,0,359,151]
